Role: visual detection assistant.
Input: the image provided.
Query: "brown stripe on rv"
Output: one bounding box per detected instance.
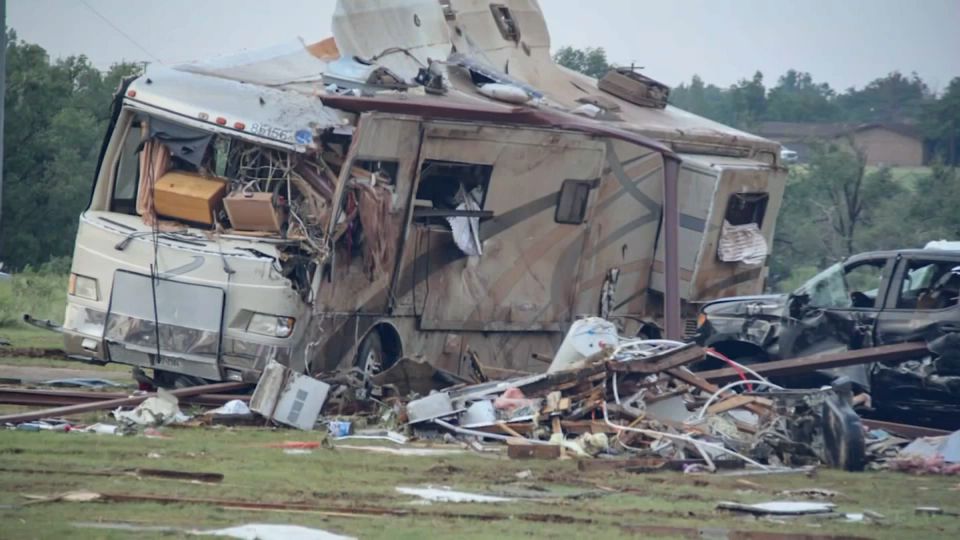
[695,267,764,299]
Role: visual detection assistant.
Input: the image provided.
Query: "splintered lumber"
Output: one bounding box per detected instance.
[507,440,561,459]
[706,395,772,416]
[0,382,250,424]
[607,343,705,374]
[667,368,771,417]
[697,342,929,384]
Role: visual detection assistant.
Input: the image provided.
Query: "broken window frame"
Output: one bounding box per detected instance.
[894,259,960,311]
[723,192,769,227]
[109,119,144,215]
[489,4,521,42]
[794,259,889,311]
[554,179,596,225]
[413,160,494,226]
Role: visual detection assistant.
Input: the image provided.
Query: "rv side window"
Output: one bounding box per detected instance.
[110,121,143,215]
[414,160,493,223]
[724,192,769,226]
[490,4,521,42]
[555,180,593,225]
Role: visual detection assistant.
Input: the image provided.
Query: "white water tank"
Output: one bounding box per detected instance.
[547,317,619,373]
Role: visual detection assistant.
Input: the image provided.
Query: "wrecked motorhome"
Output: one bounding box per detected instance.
[59,0,786,385]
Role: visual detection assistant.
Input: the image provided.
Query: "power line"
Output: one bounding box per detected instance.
[79,0,161,63]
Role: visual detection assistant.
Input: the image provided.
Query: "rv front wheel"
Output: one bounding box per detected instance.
[356,331,385,379]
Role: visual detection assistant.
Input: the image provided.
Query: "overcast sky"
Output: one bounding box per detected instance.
[8,0,960,92]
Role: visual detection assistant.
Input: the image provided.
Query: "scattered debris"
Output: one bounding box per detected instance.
[250,360,330,431]
[202,524,355,540]
[395,486,513,503]
[334,445,464,457]
[717,501,837,516]
[890,430,960,475]
[205,400,251,417]
[113,388,189,427]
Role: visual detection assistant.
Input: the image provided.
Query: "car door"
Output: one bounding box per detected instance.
[872,254,960,422]
[875,254,960,343]
[779,255,894,388]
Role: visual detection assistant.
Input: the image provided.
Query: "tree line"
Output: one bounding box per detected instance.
[555,45,960,290]
[1,31,141,271]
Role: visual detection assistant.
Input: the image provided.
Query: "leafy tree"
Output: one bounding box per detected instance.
[765,70,838,122]
[669,75,736,125]
[908,163,960,239]
[836,71,930,124]
[553,46,611,79]
[770,142,910,288]
[729,71,767,127]
[1,30,142,269]
[924,77,960,165]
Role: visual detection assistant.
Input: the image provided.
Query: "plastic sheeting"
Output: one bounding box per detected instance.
[717,220,769,265]
[445,189,483,257]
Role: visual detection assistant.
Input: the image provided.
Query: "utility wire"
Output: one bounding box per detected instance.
[79,0,162,63]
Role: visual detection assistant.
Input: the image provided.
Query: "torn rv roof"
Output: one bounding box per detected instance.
[169,0,779,158]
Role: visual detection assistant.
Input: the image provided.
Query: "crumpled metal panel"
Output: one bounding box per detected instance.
[250,360,330,430]
[104,271,224,379]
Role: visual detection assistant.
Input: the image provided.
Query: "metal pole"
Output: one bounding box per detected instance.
[662,157,682,340]
[0,0,6,253]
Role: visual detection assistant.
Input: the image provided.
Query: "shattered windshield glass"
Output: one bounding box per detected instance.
[798,262,852,309]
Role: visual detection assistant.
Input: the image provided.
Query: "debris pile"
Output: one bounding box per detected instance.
[1,319,956,477]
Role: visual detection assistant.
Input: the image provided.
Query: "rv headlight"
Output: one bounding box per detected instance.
[247,313,295,338]
[68,274,99,301]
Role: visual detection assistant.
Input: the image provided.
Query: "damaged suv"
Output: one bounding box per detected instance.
[695,248,960,425]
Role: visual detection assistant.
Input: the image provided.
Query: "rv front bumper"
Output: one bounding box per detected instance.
[62,304,109,364]
[61,301,293,380]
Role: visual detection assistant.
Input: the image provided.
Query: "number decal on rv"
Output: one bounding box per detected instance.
[249,123,293,142]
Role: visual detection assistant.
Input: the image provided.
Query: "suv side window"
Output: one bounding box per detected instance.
[897,260,960,310]
[845,261,885,309]
[801,259,886,310]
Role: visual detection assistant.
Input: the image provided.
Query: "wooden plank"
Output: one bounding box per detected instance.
[667,368,770,417]
[706,394,758,415]
[578,457,667,472]
[497,422,526,439]
[697,342,928,384]
[507,441,561,460]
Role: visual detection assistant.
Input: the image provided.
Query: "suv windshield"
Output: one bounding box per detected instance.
[797,262,852,309]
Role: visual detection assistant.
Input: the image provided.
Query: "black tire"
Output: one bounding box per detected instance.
[355,331,385,379]
[154,370,207,389]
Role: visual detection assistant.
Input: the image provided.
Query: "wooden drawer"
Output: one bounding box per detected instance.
[154,171,226,225]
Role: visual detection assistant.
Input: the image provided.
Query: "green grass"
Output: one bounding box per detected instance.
[0,270,67,328]
[0,428,958,539]
[1,325,64,349]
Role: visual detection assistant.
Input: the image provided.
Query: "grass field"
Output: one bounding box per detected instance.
[0,232,956,539]
[1,427,958,539]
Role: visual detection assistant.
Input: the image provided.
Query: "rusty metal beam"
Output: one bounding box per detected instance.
[662,157,682,340]
[0,387,249,408]
[697,342,929,384]
[0,382,250,424]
